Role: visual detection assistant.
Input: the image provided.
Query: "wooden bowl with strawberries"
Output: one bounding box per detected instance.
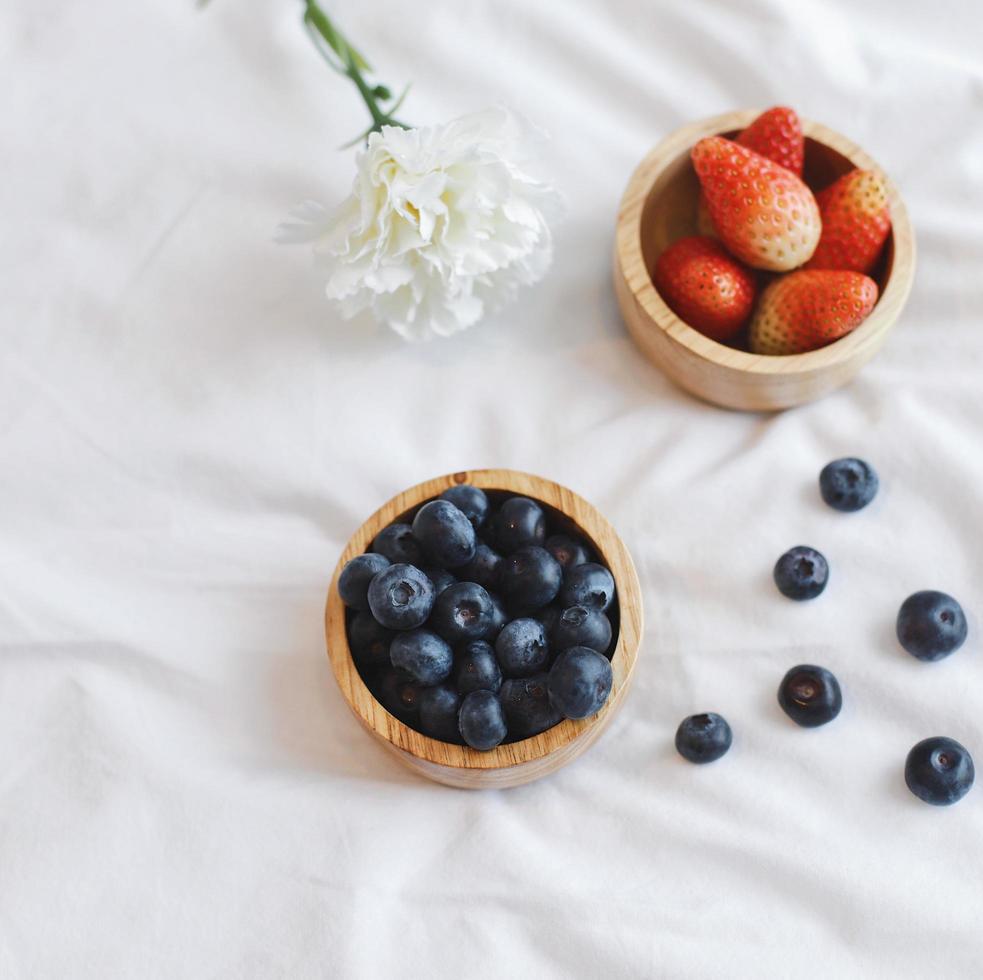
[614,108,915,411]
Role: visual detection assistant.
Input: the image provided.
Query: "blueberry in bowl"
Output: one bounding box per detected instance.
[430,581,496,645]
[498,545,562,612]
[495,617,550,677]
[327,470,643,789]
[366,564,435,631]
[411,499,477,569]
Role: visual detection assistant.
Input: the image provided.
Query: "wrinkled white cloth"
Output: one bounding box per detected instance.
[3,1,983,977]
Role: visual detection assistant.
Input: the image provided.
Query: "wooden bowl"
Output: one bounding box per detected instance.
[614,109,916,411]
[325,469,643,789]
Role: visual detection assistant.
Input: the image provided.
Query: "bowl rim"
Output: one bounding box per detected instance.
[615,108,917,374]
[324,469,643,772]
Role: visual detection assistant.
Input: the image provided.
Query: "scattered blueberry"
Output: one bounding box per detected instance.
[454,640,503,695]
[440,484,489,530]
[492,496,546,554]
[374,668,423,723]
[422,566,456,596]
[411,500,476,569]
[348,611,394,672]
[366,563,435,631]
[456,542,503,592]
[458,690,507,750]
[904,736,975,806]
[777,664,842,727]
[389,628,453,686]
[552,605,612,656]
[548,646,613,719]
[430,581,495,644]
[338,553,391,611]
[500,674,563,739]
[545,534,591,571]
[773,546,828,601]
[819,458,879,512]
[418,684,464,744]
[495,617,549,677]
[559,562,616,612]
[372,523,424,566]
[896,591,968,662]
[675,713,733,764]
[499,545,562,612]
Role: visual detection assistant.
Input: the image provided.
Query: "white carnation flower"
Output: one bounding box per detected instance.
[281,106,562,341]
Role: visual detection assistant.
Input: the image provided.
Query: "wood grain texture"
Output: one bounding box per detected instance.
[614,109,916,411]
[325,470,644,789]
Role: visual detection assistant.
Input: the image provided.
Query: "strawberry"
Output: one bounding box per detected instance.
[736,106,804,175]
[653,235,757,342]
[749,269,878,355]
[691,137,821,272]
[805,169,891,274]
[695,106,804,235]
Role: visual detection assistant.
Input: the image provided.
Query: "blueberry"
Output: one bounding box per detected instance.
[499,545,562,611]
[559,562,616,612]
[896,591,968,662]
[674,713,732,764]
[486,592,508,638]
[777,665,842,727]
[492,496,546,554]
[545,534,591,571]
[372,523,424,565]
[454,640,503,695]
[773,546,828,601]
[904,736,975,806]
[500,674,562,739]
[422,566,456,596]
[819,457,879,512]
[458,690,507,750]
[411,500,476,569]
[440,484,489,530]
[547,646,613,719]
[495,618,549,677]
[430,581,495,644]
[374,668,423,723]
[456,543,502,592]
[552,605,612,656]
[348,611,394,672]
[389,628,453,686]
[418,684,464,744]
[338,553,391,611]
[366,563,435,631]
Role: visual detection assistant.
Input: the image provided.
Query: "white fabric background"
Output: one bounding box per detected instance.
[3,1,983,976]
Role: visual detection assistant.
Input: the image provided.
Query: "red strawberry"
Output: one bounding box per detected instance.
[692,137,821,272]
[736,106,804,175]
[653,235,757,342]
[805,169,891,274]
[749,269,878,355]
[695,106,804,235]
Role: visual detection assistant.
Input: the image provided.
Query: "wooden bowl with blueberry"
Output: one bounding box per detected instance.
[325,469,643,789]
[614,106,916,411]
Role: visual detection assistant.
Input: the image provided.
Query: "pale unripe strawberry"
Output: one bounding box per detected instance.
[806,169,892,274]
[691,137,821,272]
[749,269,878,355]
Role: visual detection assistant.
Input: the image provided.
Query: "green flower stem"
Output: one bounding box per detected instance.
[302,0,410,138]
